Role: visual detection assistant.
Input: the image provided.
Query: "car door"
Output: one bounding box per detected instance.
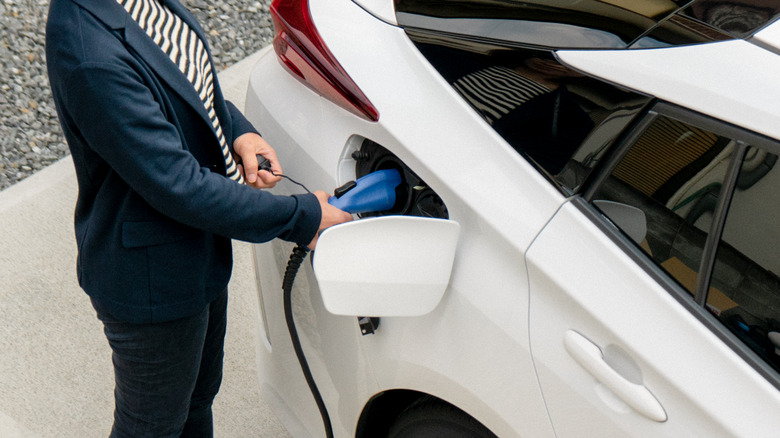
[527,104,780,437]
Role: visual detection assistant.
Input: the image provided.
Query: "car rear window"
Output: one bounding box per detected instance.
[408,40,651,193]
[396,0,702,49]
[681,0,780,38]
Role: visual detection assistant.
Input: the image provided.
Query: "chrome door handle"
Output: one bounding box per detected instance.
[564,330,667,422]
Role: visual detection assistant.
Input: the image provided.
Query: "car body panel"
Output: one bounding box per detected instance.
[245,0,780,436]
[755,19,780,51]
[358,220,557,437]
[527,200,780,437]
[352,0,397,25]
[246,0,561,435]
[557,39,780,143]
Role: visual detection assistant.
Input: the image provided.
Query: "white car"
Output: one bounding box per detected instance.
[243,0,780,436]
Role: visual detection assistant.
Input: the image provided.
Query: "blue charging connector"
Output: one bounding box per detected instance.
[328,169,402,214]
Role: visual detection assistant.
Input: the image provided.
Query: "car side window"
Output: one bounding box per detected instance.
[451,52,598,176]
[591,113,729,301]
[412,43,650,193]
[591,108,780,374]
[714,146,780,371]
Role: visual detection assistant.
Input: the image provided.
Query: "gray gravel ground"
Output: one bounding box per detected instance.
[0,0,274,190]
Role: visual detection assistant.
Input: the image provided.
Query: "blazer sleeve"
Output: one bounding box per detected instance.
[62,60,321,245]
[225,100,260,141]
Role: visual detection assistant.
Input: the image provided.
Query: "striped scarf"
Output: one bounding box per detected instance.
[117,0,244,183]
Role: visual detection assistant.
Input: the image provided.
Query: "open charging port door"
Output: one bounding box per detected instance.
[312,216,460,317]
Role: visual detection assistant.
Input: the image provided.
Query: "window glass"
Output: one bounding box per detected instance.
[682,0,780,38]
[395,0,689,49]
[592,110,780,374]
[397,0,738,50]
[592,114,735,300]
[630,13,731,48]
[452,53,596,176]
[712,146,780,371]
[412,43,650,192]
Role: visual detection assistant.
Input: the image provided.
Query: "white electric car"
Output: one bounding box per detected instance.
[243,0,780,436]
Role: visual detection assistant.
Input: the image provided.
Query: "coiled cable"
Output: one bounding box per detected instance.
[282,244,334,438]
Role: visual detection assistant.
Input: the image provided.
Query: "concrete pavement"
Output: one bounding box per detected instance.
[0,48,292,437]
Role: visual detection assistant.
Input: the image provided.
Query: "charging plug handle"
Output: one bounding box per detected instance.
[328,169,402,214]
[255,154,272,172]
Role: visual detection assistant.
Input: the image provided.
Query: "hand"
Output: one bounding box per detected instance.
[308,191,353,250]
[233,132,283,188]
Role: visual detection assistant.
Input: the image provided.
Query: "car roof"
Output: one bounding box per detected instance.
[557,19,780,142]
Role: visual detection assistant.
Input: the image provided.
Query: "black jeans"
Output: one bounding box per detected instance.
[92,289,228,438]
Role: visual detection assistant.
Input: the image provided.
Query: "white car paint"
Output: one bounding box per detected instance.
[754,19,780,51]
[245,0,780,437]
[351,0,397,25]
[528,201,780,437]
[557,38,780,142]
[313,216,460,317]
[246,0,559,435]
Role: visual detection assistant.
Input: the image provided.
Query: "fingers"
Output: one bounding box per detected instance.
[233,132,282,188]
[244,152,282,188]
[255,160,282,187]
[243,156,259,185]
[314,191,353,229]
[308,190,353,250]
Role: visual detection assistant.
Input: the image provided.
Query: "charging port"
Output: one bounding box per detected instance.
[349,139,449,336]
[353,140,448,219]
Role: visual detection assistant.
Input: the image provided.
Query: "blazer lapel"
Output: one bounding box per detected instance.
[72,0,215,131]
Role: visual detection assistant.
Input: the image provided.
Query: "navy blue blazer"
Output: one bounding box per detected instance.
[46,0,321,323]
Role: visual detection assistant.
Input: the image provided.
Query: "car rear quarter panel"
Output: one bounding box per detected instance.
[245,0,568,435]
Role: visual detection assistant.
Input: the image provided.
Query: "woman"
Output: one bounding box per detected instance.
[45,0,351,435]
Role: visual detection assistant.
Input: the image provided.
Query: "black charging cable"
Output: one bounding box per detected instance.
[256,154,311,193]
[255,154,334,437]
[270,171,311,194]
[281,244,334,438]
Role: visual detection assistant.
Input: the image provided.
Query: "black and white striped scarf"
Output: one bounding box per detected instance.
[117,0,244,183]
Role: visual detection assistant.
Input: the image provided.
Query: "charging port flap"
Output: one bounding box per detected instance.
[312,216,460,317]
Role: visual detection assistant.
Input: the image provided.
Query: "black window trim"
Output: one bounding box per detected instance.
[581,105,659,198]
[693,141,746,308]
[553,96,656,196]
[579,101,780,391]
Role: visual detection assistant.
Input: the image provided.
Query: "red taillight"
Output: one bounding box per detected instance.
[270,0,379,122]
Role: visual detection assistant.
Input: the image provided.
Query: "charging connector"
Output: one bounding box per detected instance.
[327,169,401,214]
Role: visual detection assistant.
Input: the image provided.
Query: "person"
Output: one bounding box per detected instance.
[44,0,352,435]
